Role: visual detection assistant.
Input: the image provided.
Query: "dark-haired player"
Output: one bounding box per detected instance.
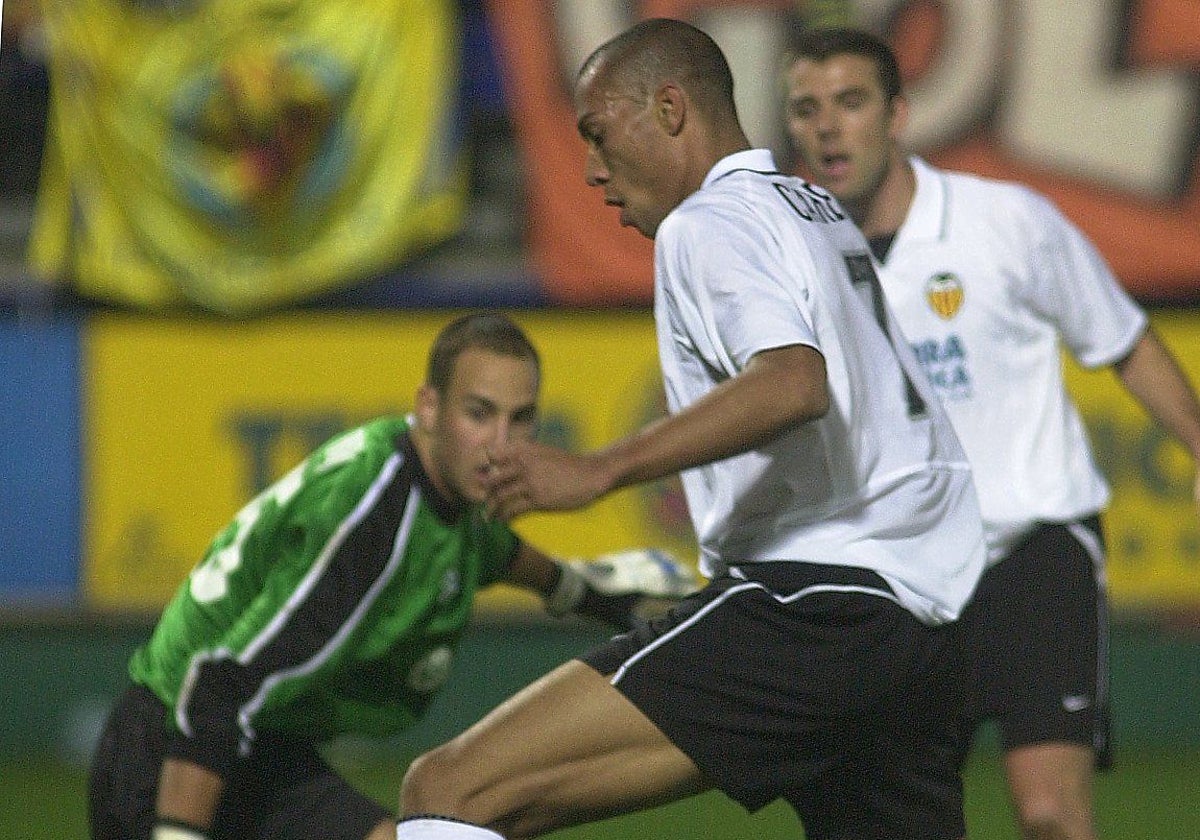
[783,26,1200,840]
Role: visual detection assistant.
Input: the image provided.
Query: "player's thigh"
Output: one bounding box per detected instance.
[401,659,707,835]
[362,820,396,840]
[1004,742,1096,836]
[1004,742,1094,804]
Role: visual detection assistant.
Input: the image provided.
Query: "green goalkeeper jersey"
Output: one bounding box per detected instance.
[128,416,518,770]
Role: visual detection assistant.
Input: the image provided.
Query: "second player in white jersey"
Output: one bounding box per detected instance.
[784,27,1200,840]
[875,157,1146,559]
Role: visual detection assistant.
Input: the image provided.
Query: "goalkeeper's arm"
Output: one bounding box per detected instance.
[151,757,223,840]
[506,543,701,631]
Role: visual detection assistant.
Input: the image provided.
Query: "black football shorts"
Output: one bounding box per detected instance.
[953,516,1111,768]
[88,684,391,840]
[581,561,970,840]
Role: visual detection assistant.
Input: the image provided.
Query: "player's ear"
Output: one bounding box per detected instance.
[656,84,686,135]
[887,93,909,141]
[415,383,440,430]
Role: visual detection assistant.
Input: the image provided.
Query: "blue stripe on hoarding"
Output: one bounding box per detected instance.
[0,316,81,601]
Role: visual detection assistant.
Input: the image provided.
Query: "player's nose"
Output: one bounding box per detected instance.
[491,418,514,446]
[813,106,840,136]
[584,149,610,186]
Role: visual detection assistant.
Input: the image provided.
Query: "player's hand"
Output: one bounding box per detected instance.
[544,549,703,630]
[484,440,611,520]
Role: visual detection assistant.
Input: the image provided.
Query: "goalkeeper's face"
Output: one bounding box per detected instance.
[416,347,540,507]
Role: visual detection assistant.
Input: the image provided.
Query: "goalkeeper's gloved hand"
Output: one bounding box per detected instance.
[544,548,702,631]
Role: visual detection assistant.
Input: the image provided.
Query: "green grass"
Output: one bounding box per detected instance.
[10,747,1199,839]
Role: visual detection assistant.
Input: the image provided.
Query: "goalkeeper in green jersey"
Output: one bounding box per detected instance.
[88,312,699,840]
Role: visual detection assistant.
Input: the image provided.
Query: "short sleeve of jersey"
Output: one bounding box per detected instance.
[656,198,819,374]
[1017,190,1146,369]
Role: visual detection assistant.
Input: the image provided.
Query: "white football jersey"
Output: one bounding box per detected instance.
[875,157,1147,560]
[654,149,986,624]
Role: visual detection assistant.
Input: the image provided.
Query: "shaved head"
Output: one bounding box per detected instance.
[578,18,737,123]
[572,17,751,238]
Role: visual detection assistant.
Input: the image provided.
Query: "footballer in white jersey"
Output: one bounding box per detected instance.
[399,21,995,840]
[784,27,1200,840]
[654,149,986,623]
[876,157,1146,560]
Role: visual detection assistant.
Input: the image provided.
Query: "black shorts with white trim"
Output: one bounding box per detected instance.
[953,516,1111,768]
[580,561,970,840]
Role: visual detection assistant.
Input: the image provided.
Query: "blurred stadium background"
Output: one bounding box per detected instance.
[2,1,1198,837]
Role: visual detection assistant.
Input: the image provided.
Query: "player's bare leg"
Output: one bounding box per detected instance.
[399,659,710,839]
[365,820,395,840]
[1003,742,1096,840]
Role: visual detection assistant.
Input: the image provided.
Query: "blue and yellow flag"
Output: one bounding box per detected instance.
[29,0,465,314]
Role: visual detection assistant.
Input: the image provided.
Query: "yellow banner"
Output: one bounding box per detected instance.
[30,0,465,314]
[83,312,695,611]
[83,311,1200,612]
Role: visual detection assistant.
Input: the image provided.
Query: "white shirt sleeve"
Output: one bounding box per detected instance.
[1018,191,1147,369]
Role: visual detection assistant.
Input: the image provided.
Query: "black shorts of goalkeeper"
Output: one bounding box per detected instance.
[88,684,390,840]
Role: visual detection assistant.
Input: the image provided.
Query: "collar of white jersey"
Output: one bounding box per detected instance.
[702,148,778,189]
[894,156,949,248]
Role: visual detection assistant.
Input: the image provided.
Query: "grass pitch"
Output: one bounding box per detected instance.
[8,746,1199,839]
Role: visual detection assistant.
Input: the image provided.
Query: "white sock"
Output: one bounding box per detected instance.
[395,816,505,840]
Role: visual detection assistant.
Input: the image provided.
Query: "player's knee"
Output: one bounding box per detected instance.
[401,742,515,830]
[401,744,553,839]
[400,746,465,815]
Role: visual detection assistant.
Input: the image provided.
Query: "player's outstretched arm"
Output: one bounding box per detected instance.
[485,344,828,521]
[1113,327,1200,508]
[506,543,701,631]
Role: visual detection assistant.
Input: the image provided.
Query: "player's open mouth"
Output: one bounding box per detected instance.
[821,153,850,179]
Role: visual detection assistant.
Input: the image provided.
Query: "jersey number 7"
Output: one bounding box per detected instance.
[843,253,928,420]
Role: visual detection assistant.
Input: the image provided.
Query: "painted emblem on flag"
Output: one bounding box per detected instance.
[169,43,352,231]
[925,272,964,319]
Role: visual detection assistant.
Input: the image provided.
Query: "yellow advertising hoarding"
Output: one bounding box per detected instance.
[1063,312,1200,610]
[84,311,1200,613]
[83,311,695,611]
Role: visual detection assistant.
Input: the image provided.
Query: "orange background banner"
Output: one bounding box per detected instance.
[490,0,1200,305]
